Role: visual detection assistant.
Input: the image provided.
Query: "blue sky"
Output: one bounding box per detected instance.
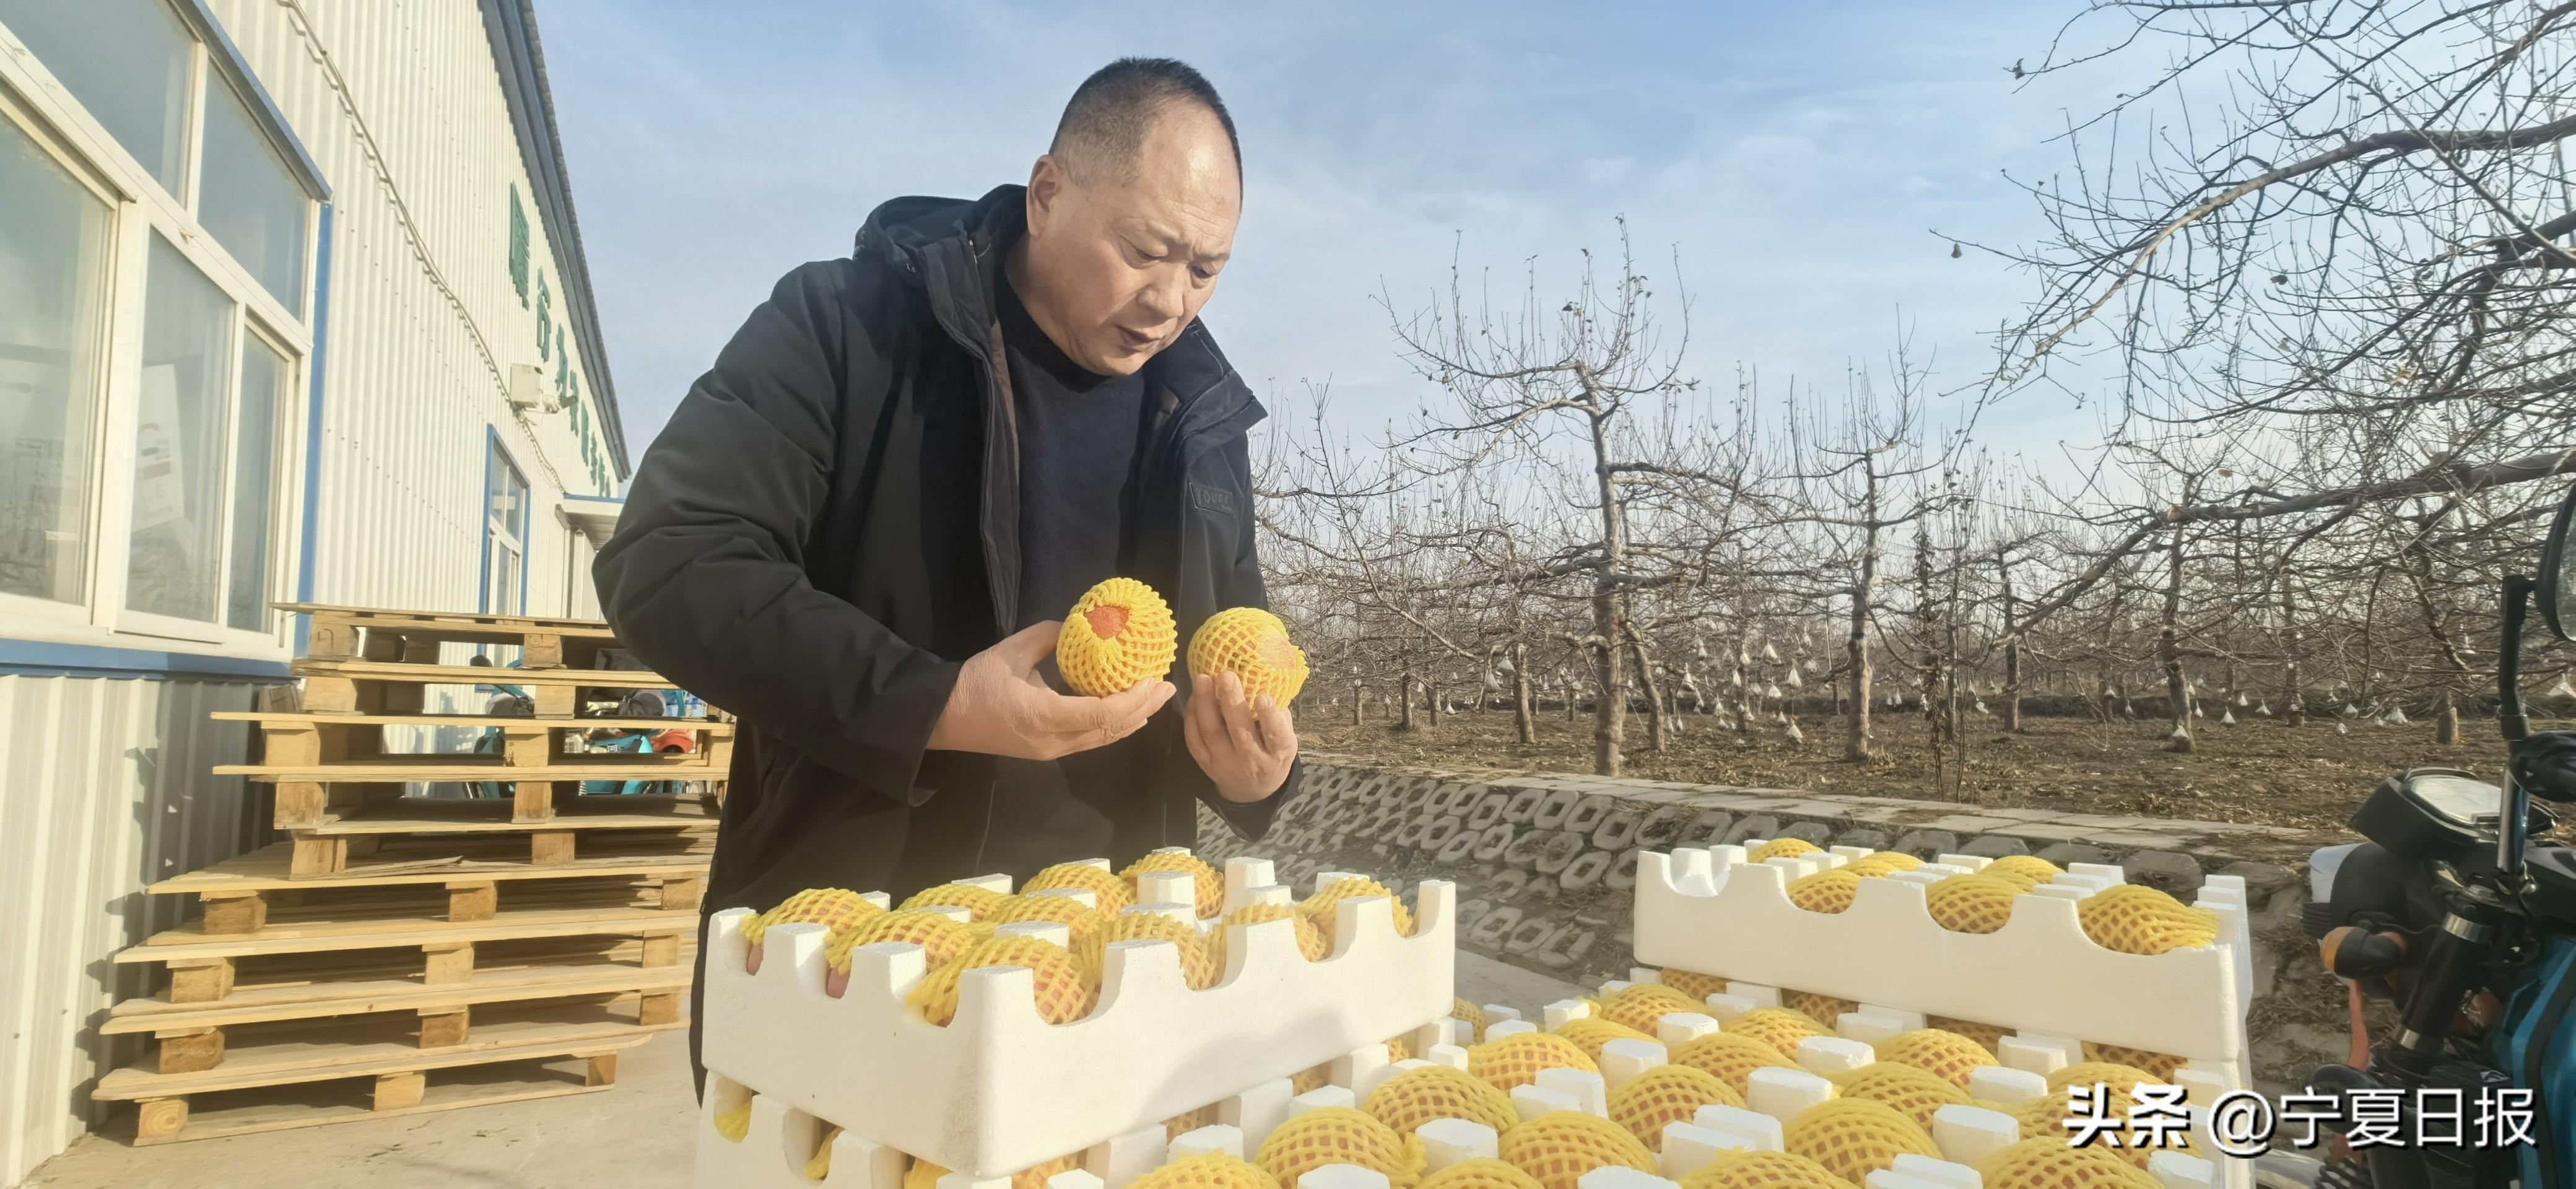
[539,0,2138,468]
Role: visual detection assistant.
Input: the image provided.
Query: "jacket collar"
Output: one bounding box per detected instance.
[859,185,1267,450]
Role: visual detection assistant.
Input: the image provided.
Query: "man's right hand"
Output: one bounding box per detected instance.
[925,621,1176,760]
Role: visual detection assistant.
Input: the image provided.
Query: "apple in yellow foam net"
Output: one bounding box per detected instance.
[1058,578,1178,697]
[1186,606,1310,704]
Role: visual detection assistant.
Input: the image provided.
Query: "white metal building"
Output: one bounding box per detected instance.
[0,1,627,1180]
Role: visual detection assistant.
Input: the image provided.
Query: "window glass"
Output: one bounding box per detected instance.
[0,0,194,193]
[0,120,111,605]
[226,335,284,630]
[199,72,308,311]
[128,233,234,622]
[484,442,527,614]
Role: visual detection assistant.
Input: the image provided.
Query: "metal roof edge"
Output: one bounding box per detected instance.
[480,0,630,480]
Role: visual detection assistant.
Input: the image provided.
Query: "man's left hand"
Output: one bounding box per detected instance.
[1184,670,1297,803]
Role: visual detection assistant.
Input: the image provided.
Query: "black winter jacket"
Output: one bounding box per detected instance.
[594,185,1301,922]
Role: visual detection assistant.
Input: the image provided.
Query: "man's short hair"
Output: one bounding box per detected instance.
[1050,58,1241,185]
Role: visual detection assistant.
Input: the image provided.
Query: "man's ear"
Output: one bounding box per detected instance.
[1025,154,1065,238]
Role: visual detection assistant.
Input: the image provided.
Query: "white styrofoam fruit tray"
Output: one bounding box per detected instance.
[701,869,1457,1178]
[697,1029,2227,1189]
[1631,847,2247,1065]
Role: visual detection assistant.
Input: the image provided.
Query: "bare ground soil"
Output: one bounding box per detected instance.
[1298,705,2545,834]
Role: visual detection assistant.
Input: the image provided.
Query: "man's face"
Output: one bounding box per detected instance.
[1018,107,1242,377]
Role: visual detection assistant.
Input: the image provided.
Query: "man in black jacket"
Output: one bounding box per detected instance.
[593,59,1301,1087]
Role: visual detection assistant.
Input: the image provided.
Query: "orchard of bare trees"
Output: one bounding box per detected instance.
[1253,0,2576,797]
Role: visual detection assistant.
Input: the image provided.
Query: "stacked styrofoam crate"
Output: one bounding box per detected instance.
[694,851,1461,1188]
[1607,842,2250,1189]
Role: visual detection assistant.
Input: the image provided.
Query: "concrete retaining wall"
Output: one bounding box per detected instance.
[1198,756,2354,1094]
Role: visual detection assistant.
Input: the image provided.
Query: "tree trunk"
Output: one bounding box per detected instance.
[1426,679,1441,730]
[2001,560,2024,733]
[1352,686,1364,726]
[1512,640,1536,744]
[1845,476,1880,762]
[2437,689,2459,746]
[1629,629,1668,754]
[2283,577,2306,727]
[1589,410,1628,777]
[2163,530,2194,754]
[1400,672,1417,731]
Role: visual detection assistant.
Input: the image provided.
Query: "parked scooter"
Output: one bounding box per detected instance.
[2301,479,2576,1187]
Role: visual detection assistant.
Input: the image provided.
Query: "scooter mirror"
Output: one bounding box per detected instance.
[2543,479,2576,643]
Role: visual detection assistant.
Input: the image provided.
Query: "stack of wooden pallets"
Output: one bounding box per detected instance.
[90,603,727,1145]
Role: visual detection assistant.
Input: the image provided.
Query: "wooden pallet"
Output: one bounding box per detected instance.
[292,658,685,718]
[276,793,716,875]
[95,1024,653,1146]
[152,863,703,939]
[118,894,700,1013]
[108,970,687,1076]
[152,833,712,893]
[107,934,693,1030]
[211,710,734,828]
[283,601,627,671]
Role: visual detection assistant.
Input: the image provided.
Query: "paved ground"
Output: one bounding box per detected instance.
[28,954,1587,1189]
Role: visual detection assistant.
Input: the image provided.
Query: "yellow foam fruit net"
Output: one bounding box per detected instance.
[1554,1016,1656,1060]
[1924,874,2024,934]
[1830,1061,1968,1130]
[1214,901,1329,964]
[1975,1136,2163,1189]
[1671,1032,1798,1094]
[2078,884,2221,955]
[1602,983,1706,1033]
[1879,1029,1999,1089]
[1060,577,1178,697]
[1925,1016,2009,1056]
[1840,851,1923,878]
[2083,1041,2188,1081]
[713,1097,752,1142]
[744,887,882,947]
[906,934,1097,1026]
[993,894,1110,973]
[1499,1110,1658,1189]
[1166,1102,1220,1141]
[1658,969,1728,1001]
[1302,875,1417,943]
[1024,861,1138,912]
[1123,851,1224,919]
[1366,1064,1520,1135]
[1253,1106,1421,1188]
[825,907,977,973]
[901,882,1012,920]
[1782,1098,1941,1185]
[2045,1060,2161,1097]
[1133,1154,1285,1189]
[1674,1149,1847,1189]
[1454,997,1490,1042]
[1979,854,2063,891]
[1105,909,1221,990]
[1419,1158,1547,1189]
[1189,606,1312,704]
[1607,1063,1744,1151]
[1292,1062,1334,1095]
[806,1125,840,1180]
[908,1154,1092,1189]
[1781,991,1858,1029]
[1748,838,1821,863]
[2006,1086,2163,1165]
[1469,1030,1601,1091]
[1723,1008,1826,1060]
[1785,869,1862,914]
